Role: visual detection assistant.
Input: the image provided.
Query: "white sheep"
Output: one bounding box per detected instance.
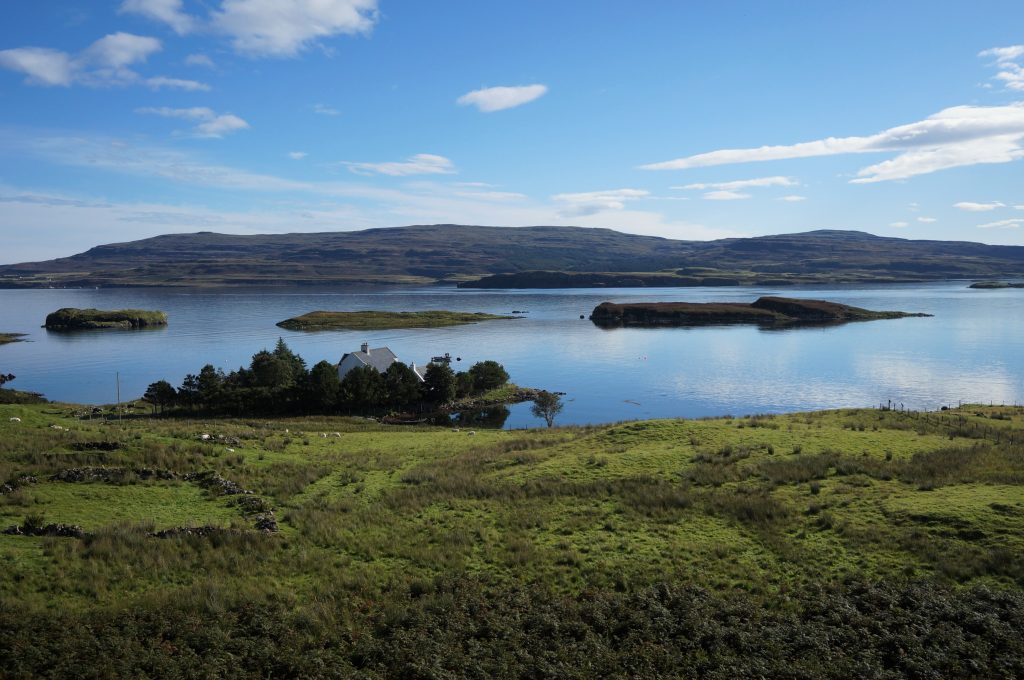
[8,417,21,422]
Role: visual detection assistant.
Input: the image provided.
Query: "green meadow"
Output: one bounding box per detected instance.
[1,401,1022,677]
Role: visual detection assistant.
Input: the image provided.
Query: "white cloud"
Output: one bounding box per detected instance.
[680,176,798,191]
[196,114,250,138]
[977,218,1023,229]
[136,106,250,138]
[889,221,909,228]
[185,53,215,68]
[345,153,456,176]
[288,151,307,160]
[953,201,1005,211]
[980,45,1024,91]
[313,103,340,116]
[0,48,74,86]
[1,33,171,89]
[456,84,548,112]
[980,46,1024,64]
[702,190,750,201]
[145,75,210,91]
[551,188,649,216]
[79,32,162,70]
[119,0,196,35]
[641,103,1024,183]
[778,195,807,202]
[213,0,379,57]
[453,190,526,202]
[917,216,937,223]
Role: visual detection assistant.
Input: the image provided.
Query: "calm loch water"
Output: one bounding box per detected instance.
[2,283,1022,427]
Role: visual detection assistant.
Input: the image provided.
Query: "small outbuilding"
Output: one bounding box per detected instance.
[337,343,427,382]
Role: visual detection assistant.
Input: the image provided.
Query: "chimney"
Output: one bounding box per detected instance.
[360,342,369,353]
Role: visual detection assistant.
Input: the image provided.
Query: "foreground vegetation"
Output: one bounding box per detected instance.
[1,402,1023,676]
[277,310,516,330]
[43,308,168,331]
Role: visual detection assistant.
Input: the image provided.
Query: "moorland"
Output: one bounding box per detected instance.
[4,225,1024,288]
[0,399,1022,677]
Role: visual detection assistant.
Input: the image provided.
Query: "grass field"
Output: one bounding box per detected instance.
[1,402,1022,676]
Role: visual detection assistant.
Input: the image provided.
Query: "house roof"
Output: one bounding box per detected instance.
[341,346,398,373]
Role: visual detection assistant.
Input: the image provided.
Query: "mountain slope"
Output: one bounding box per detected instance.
[2,225,1023,288]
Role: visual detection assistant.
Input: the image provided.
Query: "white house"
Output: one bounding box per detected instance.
[337,343,427,382]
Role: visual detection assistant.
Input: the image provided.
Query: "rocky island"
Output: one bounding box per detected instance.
[277,310,516,331]
[590,296,930,327]
[0,333,27,345]
[43,308,168,331]
[969,281,1024,289]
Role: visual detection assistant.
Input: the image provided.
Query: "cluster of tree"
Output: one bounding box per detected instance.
[142,339,511,417]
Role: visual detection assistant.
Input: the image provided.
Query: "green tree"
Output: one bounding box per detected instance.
[178,373,199,410]
[531,391,564,428]
[422,362,456,404]
[340,366,385,411]
[306,360,341,412]
[250,351,293,389]
[383,362,423,409]
[197,364,225,409]
[468,360,509,392]
[142,380,177,414]
[455,371,475,398]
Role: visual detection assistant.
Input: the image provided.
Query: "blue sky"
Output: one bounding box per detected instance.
[1,1,1023,262]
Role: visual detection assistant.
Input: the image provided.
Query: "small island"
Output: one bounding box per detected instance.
[44,308,168,331]
[277,310,517,331]
[590,296,930,328]
[969,281,1024,289]
[0,333,27,345]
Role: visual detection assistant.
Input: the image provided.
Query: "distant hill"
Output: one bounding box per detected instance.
[2,225,1023,288]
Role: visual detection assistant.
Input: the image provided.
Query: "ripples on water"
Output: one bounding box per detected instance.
[2,283,1022,427]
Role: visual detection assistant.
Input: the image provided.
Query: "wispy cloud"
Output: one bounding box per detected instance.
[0,32,208,90]
[917,216,937,223]
[978,218,1023,229]
[136,106,250,138]
[313,103,341,116]
[184,53,215,68]
[702,190,749,201]
[889,221,909,228]
[679,176,798,191]
[119,0,196,35]
[213,0,379,57]
[288,151,307,160]
[345,153,456,176]
[677,175,798,201]
[0,48,74,86]
[457,84,548,112]
[778,195,808,202]
[953,201,1005,211]
[551,188,649,216]
[980,45,1024,91]
[145,75,210,91]
[641,103,1024,183]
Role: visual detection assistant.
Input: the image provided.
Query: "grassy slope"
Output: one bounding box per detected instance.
[1,402,1022,675]
[277,310,516,330]
[1,402,1021,607]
